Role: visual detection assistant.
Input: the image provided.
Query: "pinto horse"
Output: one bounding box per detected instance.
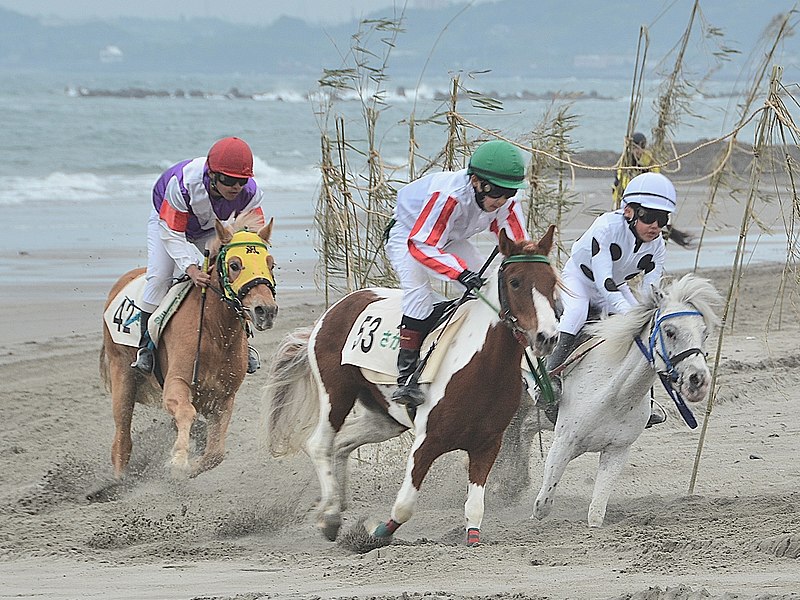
[533,273,721,527]
[99,213,278,483]
[263,227,559,547]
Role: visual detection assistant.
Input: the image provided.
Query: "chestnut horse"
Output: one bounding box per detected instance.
[100,213,278,484]
[263,227,559,548]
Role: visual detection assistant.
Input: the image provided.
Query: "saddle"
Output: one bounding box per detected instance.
[103,275,193,348]
[340,291,470,385]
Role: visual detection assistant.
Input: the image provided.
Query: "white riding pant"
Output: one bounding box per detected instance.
[559,262,637,335]
[386,228,483,320]
[141,210,210,312]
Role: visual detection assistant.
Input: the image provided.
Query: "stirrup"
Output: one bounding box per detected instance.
[130,347,154,374]
[247,346,261,374]
[391,383,425,408]
[645,401,667,428]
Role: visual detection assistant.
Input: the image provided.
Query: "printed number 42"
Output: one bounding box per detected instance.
[112,298,136,334]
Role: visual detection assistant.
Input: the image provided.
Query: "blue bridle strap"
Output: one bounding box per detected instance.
[635,309,704,429]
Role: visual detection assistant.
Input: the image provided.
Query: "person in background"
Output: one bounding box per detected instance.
[545,172,678,427]
[611,132,658,206]
[385,139,529,408]
[131,136,266,376]
[613,132,691,248]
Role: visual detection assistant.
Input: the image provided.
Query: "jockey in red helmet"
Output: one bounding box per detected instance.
[131,137,266,375]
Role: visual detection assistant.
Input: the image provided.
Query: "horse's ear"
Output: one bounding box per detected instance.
[498,229,514,256]
[537,224,557,256]
[215,219,232,245]
[651,283,665,305]
[258,217,274,245]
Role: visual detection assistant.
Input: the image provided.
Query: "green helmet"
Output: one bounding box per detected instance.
[468,140,527,189]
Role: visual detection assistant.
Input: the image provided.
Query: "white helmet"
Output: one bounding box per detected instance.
[622,172,676,213]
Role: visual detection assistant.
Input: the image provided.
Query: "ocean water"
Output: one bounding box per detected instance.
[0,70,782,295]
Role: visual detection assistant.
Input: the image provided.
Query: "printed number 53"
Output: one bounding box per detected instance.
[353,315,382,353]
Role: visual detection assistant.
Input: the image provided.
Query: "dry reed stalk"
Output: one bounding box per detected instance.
[693,10,796,269]
[689,66,800,494]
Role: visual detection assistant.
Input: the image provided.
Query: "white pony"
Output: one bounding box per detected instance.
[533,273,721,527]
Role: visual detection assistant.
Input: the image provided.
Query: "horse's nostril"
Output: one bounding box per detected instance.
[690,373,702,387]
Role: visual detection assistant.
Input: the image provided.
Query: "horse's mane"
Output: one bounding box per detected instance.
[587,273,721,362]
[206,210,265,258]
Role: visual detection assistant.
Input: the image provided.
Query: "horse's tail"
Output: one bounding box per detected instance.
[99,337,111,392]
[261,326,319,457]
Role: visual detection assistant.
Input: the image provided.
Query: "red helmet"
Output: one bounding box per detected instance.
[207,137,254,178]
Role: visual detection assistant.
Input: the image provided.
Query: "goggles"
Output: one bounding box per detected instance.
[216,172,249,187]
[636,207,669,228]
[483,180,518,199]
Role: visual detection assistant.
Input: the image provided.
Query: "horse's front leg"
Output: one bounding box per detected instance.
[587,445,632,527]
[162,378,197,478]
[191,395,234,477]
[371,433,440,540]
[533,432,577,521]
[462,437,503,546]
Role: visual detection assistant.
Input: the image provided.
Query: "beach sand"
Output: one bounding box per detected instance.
[1,178,800,599]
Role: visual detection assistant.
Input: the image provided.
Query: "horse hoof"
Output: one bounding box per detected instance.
[336,518,393,553]
[319,514,341,541]
[85,479,122,503]
[532,498,552,520]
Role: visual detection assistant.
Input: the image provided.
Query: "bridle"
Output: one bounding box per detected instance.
[496,253,552,344]
[204,235,277,325]
[636,309,705,382]
[634,307,706,428]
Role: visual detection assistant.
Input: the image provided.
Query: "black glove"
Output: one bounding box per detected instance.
[457,269,485,292]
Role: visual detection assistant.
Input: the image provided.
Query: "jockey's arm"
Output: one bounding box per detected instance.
[158,221,204,276]
[407,194,466,281]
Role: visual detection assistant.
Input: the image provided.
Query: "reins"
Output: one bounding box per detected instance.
[473,252,555,405]
[404,247,500,399]
[191,249,211,388]
[634,308,705,429]
[189,234,277,388]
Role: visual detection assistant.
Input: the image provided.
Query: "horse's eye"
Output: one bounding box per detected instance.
[664,325,677,339]
[509,278,521,290]
[229,262,242,273]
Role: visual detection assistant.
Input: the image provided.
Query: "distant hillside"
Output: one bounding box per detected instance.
[1,1,797,80]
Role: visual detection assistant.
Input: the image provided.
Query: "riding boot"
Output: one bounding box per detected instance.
[130,310,154,374]
[537,331,578,423]
[247,345,261,374]
[391,318,427,408]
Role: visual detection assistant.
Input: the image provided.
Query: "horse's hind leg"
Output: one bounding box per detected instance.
[305,387,355,541]
[162,378,197,478]
[587,445,631,527]
[332,404,407,511]
[109,357,138,480]
[492,393,535,502]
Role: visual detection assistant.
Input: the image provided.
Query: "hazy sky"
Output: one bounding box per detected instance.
[0,0,482,25]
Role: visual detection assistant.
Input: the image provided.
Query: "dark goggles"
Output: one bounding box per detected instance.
[216,172,249,187]
[636,207,669,228]
[483,181,518,199]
